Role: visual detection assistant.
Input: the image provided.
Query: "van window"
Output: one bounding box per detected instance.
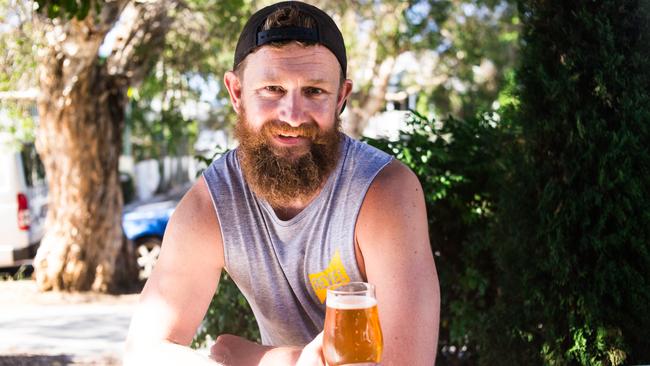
[0,149,13,189]
[20,144,46,187]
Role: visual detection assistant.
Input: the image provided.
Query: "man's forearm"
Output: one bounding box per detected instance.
[210,334,303,366]
[257,347,303,365]
[124,341,222,366]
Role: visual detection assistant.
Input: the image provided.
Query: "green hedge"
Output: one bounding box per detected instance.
[482,1,650,364]
[192,273,260,349]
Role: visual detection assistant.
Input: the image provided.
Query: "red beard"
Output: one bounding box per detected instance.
[234,106,342,206]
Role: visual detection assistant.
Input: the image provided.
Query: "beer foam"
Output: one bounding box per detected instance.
[326,295,377,309]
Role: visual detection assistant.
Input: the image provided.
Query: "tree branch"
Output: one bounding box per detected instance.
[35,0,127,119]
[105,0,177,87]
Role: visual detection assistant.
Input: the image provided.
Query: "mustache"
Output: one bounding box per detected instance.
[262,121,320,140]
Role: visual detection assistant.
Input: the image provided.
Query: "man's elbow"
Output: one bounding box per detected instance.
[123,333,152,365]
[124,327,169,364]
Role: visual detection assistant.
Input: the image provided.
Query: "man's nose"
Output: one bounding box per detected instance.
[278,91,307,127]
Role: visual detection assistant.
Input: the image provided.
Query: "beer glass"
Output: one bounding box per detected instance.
[323,282,383,366]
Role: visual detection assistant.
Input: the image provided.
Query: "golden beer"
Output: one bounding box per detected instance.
[323,283,383,366]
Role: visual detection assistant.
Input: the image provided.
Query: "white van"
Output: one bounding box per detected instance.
[0,140,48,267]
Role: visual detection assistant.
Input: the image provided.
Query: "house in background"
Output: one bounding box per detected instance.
[362,85,419,142]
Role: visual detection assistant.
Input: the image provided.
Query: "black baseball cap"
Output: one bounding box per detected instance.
[233,1,347,77]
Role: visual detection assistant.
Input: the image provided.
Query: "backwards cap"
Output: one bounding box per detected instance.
[233,1,347,77]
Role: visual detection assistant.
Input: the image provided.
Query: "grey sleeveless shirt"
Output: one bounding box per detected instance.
[202,134,392,346]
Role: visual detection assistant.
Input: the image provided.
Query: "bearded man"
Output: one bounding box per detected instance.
[125,2,439,365]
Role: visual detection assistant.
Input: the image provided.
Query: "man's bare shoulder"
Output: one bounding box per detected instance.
[162,176,224,269]
[355,158,427,253]
[365,159,423,209]
[177,177,217,219]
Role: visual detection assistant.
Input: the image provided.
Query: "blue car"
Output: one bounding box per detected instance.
[122,200,176,280]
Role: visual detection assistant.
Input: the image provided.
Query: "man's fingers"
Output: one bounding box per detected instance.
[210,334,242,364]
[297,332,325,366]
[209,340,228,363]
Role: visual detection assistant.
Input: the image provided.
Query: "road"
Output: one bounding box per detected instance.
[0,184,197,365]
[0,280,137,365]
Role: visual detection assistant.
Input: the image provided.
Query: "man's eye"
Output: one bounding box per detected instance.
[264,86,284,93]
[305,87,323,96]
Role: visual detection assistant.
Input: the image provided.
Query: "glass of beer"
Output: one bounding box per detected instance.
[323,282,383,366]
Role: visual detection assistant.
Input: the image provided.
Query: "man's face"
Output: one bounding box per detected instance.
[233,43,348,147]
[224,43,353,205]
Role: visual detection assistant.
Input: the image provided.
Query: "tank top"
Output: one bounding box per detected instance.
[202,134,392,346]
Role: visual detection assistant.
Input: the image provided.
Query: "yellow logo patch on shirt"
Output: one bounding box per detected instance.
[308,249,350,304]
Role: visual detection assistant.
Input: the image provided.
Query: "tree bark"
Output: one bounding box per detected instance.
[35,68,126,292]
[33,0,173,292]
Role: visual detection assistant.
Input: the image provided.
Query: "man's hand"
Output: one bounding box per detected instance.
[296,332,325,366]
[209,333,324,366]
[210,334,269,365]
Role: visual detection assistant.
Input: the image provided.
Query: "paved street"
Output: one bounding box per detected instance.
[0,184,192,365]
[0,280,138,365]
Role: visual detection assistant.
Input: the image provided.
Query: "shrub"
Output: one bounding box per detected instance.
[480,1,650,365]
[192,272,260,349]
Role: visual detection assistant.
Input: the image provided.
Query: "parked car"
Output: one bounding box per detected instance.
[122,200,175,280]
[0,141,48,268]
[1,138,175,280]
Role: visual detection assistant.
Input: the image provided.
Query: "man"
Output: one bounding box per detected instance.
[125,2,439,365]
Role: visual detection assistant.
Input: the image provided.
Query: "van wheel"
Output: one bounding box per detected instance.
[135,237,162,280]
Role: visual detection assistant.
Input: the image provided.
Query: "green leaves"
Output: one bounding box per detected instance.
[487,0,650,364]
[35,0,96,20]
[192,272,260,348]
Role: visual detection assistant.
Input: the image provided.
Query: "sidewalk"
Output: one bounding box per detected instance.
[0,184,194,365]
[0,280,138,365]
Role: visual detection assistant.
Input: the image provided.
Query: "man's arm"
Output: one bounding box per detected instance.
[125,177,320,366]
[355,160,440,365]
[124,177,225,365]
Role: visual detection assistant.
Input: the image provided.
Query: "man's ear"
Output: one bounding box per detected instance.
[224,71,243,114]
[337,79,353,114]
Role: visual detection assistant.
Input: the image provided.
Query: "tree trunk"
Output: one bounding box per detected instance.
[32,0,172,292]
[34,38,128,292]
